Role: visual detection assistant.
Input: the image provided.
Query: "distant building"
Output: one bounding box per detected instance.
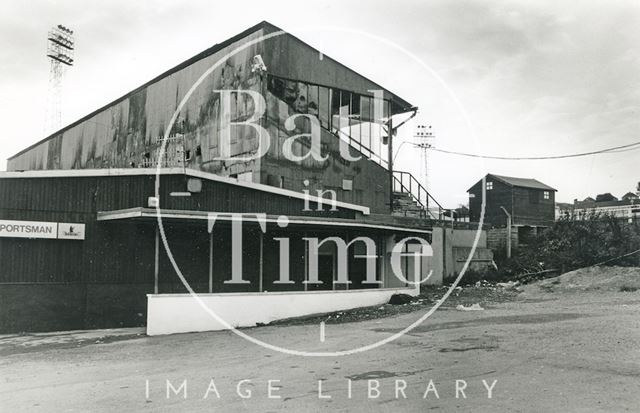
[558,191,640,221]
[467,174,556,227]
[468,174,557,251]
[622,192,639,201]
[595,193,618,203]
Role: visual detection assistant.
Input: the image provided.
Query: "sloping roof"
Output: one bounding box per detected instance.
[622,192,639,200]
[491,174,557,191]
[9,21,413,161]
[467,173,557,192]
[0,167,370,215]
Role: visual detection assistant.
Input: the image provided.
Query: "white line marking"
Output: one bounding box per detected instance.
[320,321,325,342]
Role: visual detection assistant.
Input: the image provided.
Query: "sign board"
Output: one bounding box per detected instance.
[57,223,85,240]
[0,220,58,239]
[0,220,85,240]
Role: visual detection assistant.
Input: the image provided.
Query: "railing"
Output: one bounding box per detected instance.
[392,171,446,220]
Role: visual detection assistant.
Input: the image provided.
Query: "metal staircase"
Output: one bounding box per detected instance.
[392,171,446,220]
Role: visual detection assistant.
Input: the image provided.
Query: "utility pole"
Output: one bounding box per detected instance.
[500,206,512,258]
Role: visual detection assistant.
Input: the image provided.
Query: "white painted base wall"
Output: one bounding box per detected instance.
[147,287,418,336]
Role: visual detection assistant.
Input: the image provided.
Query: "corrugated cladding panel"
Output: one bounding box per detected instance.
[0,173,357,284]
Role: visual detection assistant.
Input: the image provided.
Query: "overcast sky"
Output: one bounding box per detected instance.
[1,0,638,206]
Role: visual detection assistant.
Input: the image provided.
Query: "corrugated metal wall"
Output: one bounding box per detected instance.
[0,173,358,332]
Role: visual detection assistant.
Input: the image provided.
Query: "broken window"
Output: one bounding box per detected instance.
[267,74,393,167]
[318,86,330,129]
[307,85,319,118]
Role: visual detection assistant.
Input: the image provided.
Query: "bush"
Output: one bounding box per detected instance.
[496,213,640,278]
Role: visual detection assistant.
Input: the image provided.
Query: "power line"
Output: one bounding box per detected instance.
[428,140,640,160]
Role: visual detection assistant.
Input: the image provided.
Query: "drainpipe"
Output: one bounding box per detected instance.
[500,206,512,258]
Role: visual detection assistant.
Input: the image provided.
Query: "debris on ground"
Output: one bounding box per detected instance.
[495,280,524,292]
[388,293,413,305]
[456,303,485,311]
[497,281,519,289]
[271,283,518,327]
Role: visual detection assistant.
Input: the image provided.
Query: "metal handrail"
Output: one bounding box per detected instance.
[392,171,445,220]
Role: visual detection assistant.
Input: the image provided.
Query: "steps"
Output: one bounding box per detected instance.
[392,192,426,218]
[392,171,445,221]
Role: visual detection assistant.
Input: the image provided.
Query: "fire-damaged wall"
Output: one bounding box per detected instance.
[7,22,410,214]
[7,27,267,176]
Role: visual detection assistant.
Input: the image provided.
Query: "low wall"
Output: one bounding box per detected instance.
[146,287,418,335]
[431,226,492,281]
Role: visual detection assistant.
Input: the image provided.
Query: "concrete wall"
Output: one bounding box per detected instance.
[146,287,417,335]
[430,226,492,282]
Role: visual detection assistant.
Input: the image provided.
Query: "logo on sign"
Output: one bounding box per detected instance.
[57,223,85,240]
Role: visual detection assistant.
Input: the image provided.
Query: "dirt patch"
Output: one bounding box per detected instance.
[521,266,640,295]
[345,367,434,381]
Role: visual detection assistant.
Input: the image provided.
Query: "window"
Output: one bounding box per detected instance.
[266,74,393,167]
[350,93,361,144]
[360,96,372,149]
[486,181,493,190]
[268,76,285,100]
[543,191,550,200]
[295,82,308,113]
[318,87,329,129]
[330,88,341,134]
[307,85,319,118]
[283,80,298,105]
[340,90,351,139]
